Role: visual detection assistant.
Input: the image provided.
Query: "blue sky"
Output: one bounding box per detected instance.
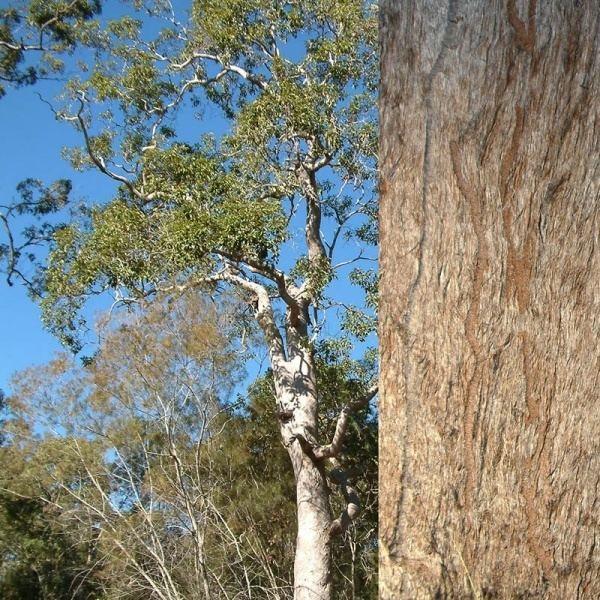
[0,81,119,390]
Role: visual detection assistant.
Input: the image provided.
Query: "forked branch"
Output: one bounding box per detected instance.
[313,384,378,460]
[329,458,361,538]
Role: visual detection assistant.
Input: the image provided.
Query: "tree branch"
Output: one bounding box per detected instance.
[0,40,45,52]
[217,266,287,365]
[329,458,361,538]
[171,52,269,91]
[298,166,327,267]
[286,383,377,462]
[0,211,16,286]
[63,94,154,202]
[145,266,287,366]
[313,384,378,460]
[212,249,298,308]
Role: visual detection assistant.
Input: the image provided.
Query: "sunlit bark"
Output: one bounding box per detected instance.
[379,1,600,597]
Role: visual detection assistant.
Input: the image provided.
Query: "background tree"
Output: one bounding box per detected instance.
[0,492,102,600]
[2,293,377,599]
[379,0,600,597]
[0,389,103,599]
[0,1,380,598]
[4,294,247,600]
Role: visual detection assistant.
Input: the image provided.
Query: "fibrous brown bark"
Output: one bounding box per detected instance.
[379,1,600,597]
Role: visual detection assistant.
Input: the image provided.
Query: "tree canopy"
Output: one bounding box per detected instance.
[19,0,378,353]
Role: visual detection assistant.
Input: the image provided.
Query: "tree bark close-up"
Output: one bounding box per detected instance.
[379,0,600,597]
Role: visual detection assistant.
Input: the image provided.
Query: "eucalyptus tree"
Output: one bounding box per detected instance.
[4,2,379,598]
[379,1,600,597]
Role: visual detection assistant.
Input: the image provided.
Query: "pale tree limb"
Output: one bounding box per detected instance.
[213,249,298,308]
[320,385,377,538]
[133,265,289,369]
[216,265,287,366]
[170,51,269,91]
[313,384,378,460]
[285,379,377,541]
[0,39,45,52]
[297,165,327,270]
[329,458,361,538]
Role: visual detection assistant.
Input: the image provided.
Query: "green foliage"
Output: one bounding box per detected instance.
[350,268,378,309]
[0,454,103,600]
[0,0,102,97]
[14,178,72,215]
[0,178,74,295]
[290,254,334,298]
[341,305,377,341]
[0,9,36,97]
[19,0,378,351]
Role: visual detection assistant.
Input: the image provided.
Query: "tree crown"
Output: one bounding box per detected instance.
[6,0,380,353]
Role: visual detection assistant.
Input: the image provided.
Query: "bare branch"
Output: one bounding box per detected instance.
[0,208,47,296]
[171,52,269,91]
[329,459,361,538]
[332,250,372,271]
[216,266,287,365]
[0,40,45,52]
[313,384,378,460]
[62,94,155,202]
[298,166,327,266]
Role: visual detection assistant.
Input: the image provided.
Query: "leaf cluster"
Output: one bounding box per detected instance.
[0,0,102,97]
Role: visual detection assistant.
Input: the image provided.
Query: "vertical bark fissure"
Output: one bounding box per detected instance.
[499,99,554,577]
[520,329,555,579]
[392,0,462,562]
[499,105,537,313]
[450,140,488,514]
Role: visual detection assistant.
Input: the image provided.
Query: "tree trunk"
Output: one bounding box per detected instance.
[276,350,333,600]
[379,1,600,598]
[287,435,332,600]
[246,270,335,599]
